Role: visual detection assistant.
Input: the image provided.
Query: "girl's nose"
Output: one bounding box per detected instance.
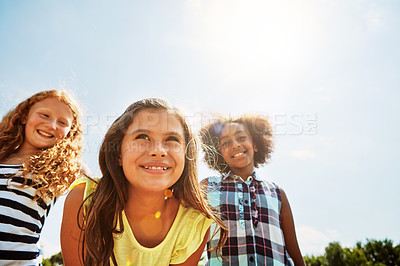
[46,119,57,130]
[150,142,167,157]
[232,139,240,149]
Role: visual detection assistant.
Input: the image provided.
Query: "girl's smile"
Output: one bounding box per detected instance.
[140,162,172,173]
[37,129,55,138]
[232,151,246,158]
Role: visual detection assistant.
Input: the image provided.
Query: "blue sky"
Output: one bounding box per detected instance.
[1,0,399,258]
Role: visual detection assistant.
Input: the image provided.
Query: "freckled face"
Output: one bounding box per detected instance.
[219,123,257,177]
[20,97,73,153]
[120,109,185,194]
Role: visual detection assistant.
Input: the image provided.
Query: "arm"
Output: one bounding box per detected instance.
[280,189,306,266]
[171,228,210,266]
[60,183,86,266]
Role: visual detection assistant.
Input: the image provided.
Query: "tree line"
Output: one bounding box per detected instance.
[304,239,400,266]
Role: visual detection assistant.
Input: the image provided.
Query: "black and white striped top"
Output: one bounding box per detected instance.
[0,164,56,265]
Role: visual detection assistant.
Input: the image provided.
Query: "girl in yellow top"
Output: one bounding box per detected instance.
[61,98,227,265]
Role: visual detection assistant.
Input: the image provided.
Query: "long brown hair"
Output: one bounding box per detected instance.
[0,90,83,199]
[81,98,227,265]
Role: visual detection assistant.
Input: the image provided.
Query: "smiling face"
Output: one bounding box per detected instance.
[20,97,73,154]
[120,109,186,194]
[219,122,258,178]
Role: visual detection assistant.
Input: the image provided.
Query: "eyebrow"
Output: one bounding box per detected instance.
[219,129,246,140]
[130,129,149,135]
[234,130,246,135]
[130,129,184,138]
[219,136,228,141]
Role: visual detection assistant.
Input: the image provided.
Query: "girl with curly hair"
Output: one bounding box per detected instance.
[0,90,83,265]
[61,98,227,266]
[200,115,305,265]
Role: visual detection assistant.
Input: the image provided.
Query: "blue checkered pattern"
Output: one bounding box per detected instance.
[206,172,293,265]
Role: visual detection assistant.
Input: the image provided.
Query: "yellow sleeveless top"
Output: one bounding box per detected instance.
[71,178,213,265]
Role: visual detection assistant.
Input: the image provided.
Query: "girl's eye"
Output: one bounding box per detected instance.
[40,113,49,118]
[135,134,150,141]
[221,141,230,147]
[58,120,68,126]
[238,135,247,141]
[166,136,180,143]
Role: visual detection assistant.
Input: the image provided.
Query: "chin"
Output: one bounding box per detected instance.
[36,144,55,150]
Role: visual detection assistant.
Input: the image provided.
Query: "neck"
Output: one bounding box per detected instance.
[125,189,169,218]
[1,148,38,164]
[230,166,254,180]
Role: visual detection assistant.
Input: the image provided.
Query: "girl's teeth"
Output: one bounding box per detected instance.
[233,152,243,158]
[38,130,53,137]
[144,166,168,170]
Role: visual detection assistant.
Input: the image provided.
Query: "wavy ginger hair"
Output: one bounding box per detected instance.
[81,98,227,265]
[0,90,83,199]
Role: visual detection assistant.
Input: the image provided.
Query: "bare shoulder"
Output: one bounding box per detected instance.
[280,187,288,203]
[279,187,294,217]
[62,183,86,229]
[64,183,86,212]
[61,183,86,229]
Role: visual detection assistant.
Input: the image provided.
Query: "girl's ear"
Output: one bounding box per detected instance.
[254,145,258,152]
[118,154,122,166]
[21,115,27,124]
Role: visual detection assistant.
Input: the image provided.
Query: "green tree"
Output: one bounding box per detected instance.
[343,242,369,266]
[42,251,63,266]
[363,239,400,266]
[325,242,345,266]
[304,255,327,266]
[303,239,400,266]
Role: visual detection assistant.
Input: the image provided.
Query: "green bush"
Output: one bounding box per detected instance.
[304,239,400,266]
[42,251,63,266]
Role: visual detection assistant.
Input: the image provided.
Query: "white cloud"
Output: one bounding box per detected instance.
[297,225,334,255]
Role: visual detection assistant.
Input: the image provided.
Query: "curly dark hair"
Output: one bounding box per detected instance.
[200,114,274,174]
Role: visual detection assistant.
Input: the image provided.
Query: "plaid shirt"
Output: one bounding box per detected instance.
[206,172,292,265]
